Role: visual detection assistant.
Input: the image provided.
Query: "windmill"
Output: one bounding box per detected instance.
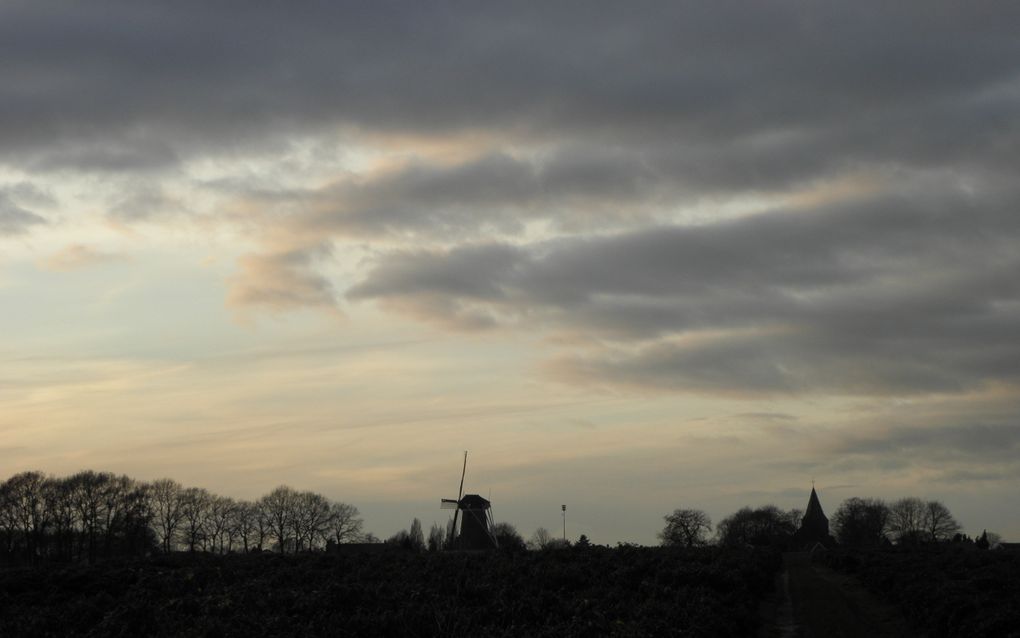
[440,451,498,550]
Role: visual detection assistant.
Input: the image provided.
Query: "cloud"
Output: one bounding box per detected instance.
[0,193,46,235]
[4,1,1020,403]
[835,422,1020,459]
[290,149,671,239]
[3,182,55,208]
[41,244,126,271]
[0,1,1017,183]
[226,243,340,318]
[30,141,179,174]
[347,178,1020,396]
[108,185,180,221]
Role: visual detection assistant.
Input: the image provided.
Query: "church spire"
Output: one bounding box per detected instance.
[805,485,824,520]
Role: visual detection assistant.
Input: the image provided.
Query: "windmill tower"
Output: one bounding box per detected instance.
[440,452,498,550]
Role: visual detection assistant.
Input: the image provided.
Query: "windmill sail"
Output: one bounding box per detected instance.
[438,451,498,550]
[449,451,467,544]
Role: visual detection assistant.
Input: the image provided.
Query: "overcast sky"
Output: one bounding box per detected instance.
[2,1,1019,544]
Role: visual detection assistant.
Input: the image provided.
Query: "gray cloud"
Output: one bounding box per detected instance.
[0,1,1017,184]
[836,422,1020,459]
[348,179,1020,395]
[293,149,672,238]
[109,185,180,221]
[31,142,179,174]
[823,417,1020,484]
[4,0,1020,401]
[3,182,55,208]
[0,193,46,235]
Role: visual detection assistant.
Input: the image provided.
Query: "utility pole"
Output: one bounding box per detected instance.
[562,504,566,541]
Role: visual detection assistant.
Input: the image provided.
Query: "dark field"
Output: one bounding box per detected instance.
[0,546,781,637]
[822,546,1020,638]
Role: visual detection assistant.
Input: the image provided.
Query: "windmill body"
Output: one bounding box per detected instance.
[440,452,498,550]
[455,494,497,550]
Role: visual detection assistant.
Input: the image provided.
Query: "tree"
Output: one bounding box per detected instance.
[832,498,889,546]
[659,509,712,547]
[99,474,133,556]
[427,523,446,552]
[114,479,154,557]
[0,469,366,561]
[576,534,591,548]
[205,496,237,553]
[888,497,925,543]
[254,499,272,551]
[5,471,50,563]
[291,491,331,551]
[327,502,363,545]
[717,505,798,548]
[69,470,109,563]
[528,527,553,550]
[179,487,211,552]
[922,500,961,542]
[491,522,526,552]
[260,486,297,553]
[149,478,185,553]
[888,497,961,543]
[232,501,260,552]
[408,518,425,552]
[44,477,77,561]
[986,531,1002,549]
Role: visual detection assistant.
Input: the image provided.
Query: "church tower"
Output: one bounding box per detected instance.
[794,485,836,548]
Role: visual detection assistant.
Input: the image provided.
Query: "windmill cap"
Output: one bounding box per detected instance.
[459,494,491,509]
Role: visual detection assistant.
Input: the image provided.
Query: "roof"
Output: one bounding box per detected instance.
[804,486,826,521]
[459,494,491,509]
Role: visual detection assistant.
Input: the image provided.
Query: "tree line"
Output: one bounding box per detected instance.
[660,496,983,549]
[0,470,364,566]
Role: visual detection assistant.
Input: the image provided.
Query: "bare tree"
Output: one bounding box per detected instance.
[923,500,961,542]
[149,478,185,553]
[5,471,50,562]
[254,500,271,551]
[985,531,1002,549]
[292,491,332,551]
[205,496,237,553]
[832,498,889,546]
[408,518,425,552]
[69,470,109,563]
[888,497,926,543]
[0,477,16,561]
[179,487,211,552]
[232,501,260,552]
[260,486,297,553]
[427,522,446,552]
[327,502,363,545]
[44,477,77,561]
[491,522,526,552]
[528,527,554,550]
[99,474,135,556]
[659,509,712,547]
[0,470,367,561]
[716,505,798,548]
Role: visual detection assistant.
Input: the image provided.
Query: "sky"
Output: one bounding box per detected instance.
[2,1,1019,545]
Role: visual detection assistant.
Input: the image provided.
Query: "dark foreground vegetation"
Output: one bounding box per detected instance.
[822,545,1020,638]
[0,545,781,637]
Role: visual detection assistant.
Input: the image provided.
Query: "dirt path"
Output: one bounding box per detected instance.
[761,552,918,638]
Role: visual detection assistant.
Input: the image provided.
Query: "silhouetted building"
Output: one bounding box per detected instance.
[455,494,499,550]
[794,486,836,549]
